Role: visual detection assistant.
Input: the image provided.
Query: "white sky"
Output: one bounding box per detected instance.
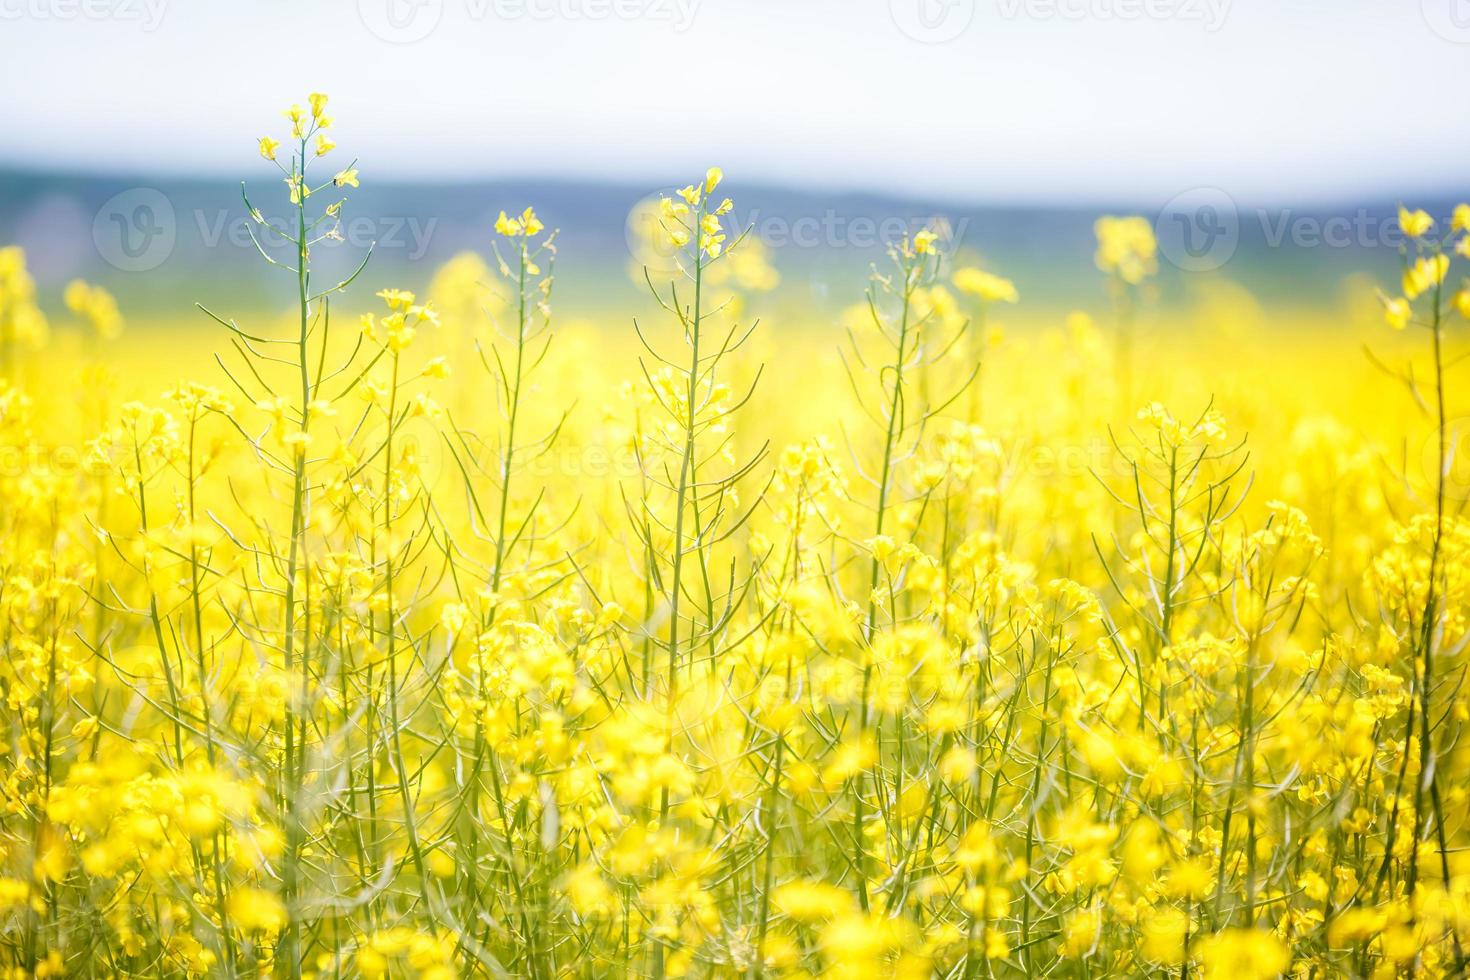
[1,0,1467,206]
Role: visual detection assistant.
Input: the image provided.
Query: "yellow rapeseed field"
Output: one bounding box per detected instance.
[0,95,1466,979]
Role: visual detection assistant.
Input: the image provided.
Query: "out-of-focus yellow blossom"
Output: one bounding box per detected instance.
[953,266,1019,303]
[1398,205,1434,239]
[63,279,124,340]
[1094,215,1158,284]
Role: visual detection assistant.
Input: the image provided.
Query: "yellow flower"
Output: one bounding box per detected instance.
[519,207,544,237]
[427,849,455,877]
[1398,205,1434,239]
[1140,908,1188,964]
[284,103,306,139]
[1195,928,1289,980]
[705,166,723,194]
[377,288,416,312]
[0,880,30,912]
[1162,858,1214,900]
[64,280,124,340]
[258,136,279,160]
[913,228,940,255]
[562,863,616,917]
[772,881,855,922]
[1379,292,1411,330]
[495,210,522,237]
[822,738,876,788]
[953,266,1019,303]
[1453,203,1470,234]
[314,133,335,157]
[1402,252,1449,300]
[309,92,329,119]
[1095,215,1158,284]
[333,168,360,188]
[1060,906,1101,957]
[227,887,287,934]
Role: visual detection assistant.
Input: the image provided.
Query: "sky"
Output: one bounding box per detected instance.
[0,0,1468,206]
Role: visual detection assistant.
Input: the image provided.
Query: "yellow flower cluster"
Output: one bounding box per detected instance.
[1380,204,1470,329]
[63,280,123,340]
[0,97,1462,980]
[0,246,48,356]
[1094,214,1159,285]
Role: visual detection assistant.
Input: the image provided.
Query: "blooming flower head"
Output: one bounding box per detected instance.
[1452,202,1470,234]
[496,207,544,238]
[1398,205,1434,239]
[1094,215,1158,284]
[953,266,1019,303]
[284,103,306,139]
[1380,292,1411,330]
[63,280,124,340]
[1402,252,1449,300]
[656,168,733,258]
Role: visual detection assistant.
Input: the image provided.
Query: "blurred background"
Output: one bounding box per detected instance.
[2,0,1468,325]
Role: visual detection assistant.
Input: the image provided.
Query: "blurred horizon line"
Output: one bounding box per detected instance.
[2,162,1464,215]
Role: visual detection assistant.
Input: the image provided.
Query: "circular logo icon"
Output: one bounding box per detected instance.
[1422,0,1470,43]
[1155,187,1239,273]
[625,193,687,280]
[1422,417,1470,501]
[358,0,443,43]
[92,188,176,272]
[890,0,975,43]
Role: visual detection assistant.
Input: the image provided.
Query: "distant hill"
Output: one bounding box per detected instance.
[0,169,1455,321]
